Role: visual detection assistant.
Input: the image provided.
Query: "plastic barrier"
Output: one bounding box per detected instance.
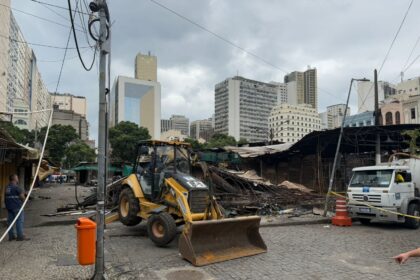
[332,197,352,227]
[75,217,96,265]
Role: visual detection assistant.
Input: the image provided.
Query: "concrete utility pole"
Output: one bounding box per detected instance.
[323,77,369,216]
[91,0,110,278]
[374,69,381,165]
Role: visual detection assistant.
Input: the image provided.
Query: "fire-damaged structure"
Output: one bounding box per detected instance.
[225,124,420,194]
[100,125,420,217]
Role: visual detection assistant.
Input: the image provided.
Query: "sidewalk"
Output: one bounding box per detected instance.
[0,183,95,279]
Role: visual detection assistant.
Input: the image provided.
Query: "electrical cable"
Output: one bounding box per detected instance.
[402,36,420,72]
[30,0,90,15]
[149,0,344,103]
[67,0,96,71]
[357,0,414,115]
[33,0,84,30]
[0,3,85,33]
[0,33,89,49]
[0,1,79,244]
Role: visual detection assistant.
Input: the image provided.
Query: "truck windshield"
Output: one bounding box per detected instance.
[349,170,393,188]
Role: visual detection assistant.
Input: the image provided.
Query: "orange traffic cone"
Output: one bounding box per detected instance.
[332,197,352,226]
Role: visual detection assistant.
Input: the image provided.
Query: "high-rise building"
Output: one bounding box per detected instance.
[161,119,172,133]
[284,67,317,109]
[396,77,420,96]
[215,76,278,142]
[270,82,288,104]
[50,93,87,117]
[0,0,11,120]
[110,75,161,139]
[326,104,350,129]
[52,105,89,141]
[135,52,157,82]
[284,71,304,105]
[357,81,396,113]
[319,111,329,130]
[304,67,317,109]
[170,115,189,136]
[190,118,214,141]
[0,3,51,130]
[269,104,321,143]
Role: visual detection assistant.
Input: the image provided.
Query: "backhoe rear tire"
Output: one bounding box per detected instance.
[147,212,177,247]
[118,188,142,226]
[405,203,420,229]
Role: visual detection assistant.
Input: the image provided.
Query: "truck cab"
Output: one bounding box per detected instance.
[347,161,420,229]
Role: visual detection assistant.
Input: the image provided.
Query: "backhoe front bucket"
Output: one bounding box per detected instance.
[178,216,267,266]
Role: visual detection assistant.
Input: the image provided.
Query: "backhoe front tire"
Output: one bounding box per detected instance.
[118,188,142,226]
[147,212,177,247]
[405,203,420,229]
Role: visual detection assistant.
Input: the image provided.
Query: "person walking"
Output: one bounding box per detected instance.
[5,174,29,241]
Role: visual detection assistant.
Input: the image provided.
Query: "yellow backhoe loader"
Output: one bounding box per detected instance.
[112,140,266,266]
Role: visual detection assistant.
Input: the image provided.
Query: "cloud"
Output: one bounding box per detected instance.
[11,0,420,143]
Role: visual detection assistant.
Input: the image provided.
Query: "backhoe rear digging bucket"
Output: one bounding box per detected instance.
[178,216,267,266]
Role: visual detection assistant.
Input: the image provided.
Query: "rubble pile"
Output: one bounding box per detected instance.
[207,166,323,215]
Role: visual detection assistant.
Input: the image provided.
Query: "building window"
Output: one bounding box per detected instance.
[411,108,416,119]
[385,112,393,125]
[14,119,27,125]
[396,111,401,124]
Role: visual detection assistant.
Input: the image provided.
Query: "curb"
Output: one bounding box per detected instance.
[260,217,331,228]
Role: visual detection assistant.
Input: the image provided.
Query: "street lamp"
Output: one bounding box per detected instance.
[323,77,370,216]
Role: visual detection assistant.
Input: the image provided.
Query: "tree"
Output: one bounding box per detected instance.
[206,133,237,148]
[39,124,79,165]
[184,138,205,150]
[0,121,35,146]
[238,138,249,146]
[63,140,96,169]
[402,129,420,155]
[109,121,151,163]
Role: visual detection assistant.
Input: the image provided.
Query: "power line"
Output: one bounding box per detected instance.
[403,53,420,73]
[34,0,84,29]
[402,36,420,71]
[358,0,414,113]
[30,0,90,15]
[149,0,289,74]
[149,0,344,103]
[0,33,90,49]
[67,0,96,71]
[378,0,414,73]
[0,3,85,33]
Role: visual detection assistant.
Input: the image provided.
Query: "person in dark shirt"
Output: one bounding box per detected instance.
[5,174,29,241]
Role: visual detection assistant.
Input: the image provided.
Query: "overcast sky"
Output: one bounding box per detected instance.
[11,0,420,142]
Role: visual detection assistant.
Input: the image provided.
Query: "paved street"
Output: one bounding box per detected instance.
[1,184,420,279]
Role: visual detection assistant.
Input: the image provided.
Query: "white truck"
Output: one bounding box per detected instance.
[347,158,420,229]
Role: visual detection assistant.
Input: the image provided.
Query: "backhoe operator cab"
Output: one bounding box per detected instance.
[117,140,267,266]
[134,141,194,201]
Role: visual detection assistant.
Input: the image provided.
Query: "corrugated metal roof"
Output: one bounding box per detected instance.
[223,143,294,158]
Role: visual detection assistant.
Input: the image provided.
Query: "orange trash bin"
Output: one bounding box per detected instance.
[75,217,96,265]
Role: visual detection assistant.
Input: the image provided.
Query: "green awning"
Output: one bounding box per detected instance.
[72,165,123,172]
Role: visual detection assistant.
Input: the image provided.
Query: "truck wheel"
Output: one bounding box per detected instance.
[405,203,420,229]
[147,212,177,247]
[118,188,142,226]
[359,218,371,225]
